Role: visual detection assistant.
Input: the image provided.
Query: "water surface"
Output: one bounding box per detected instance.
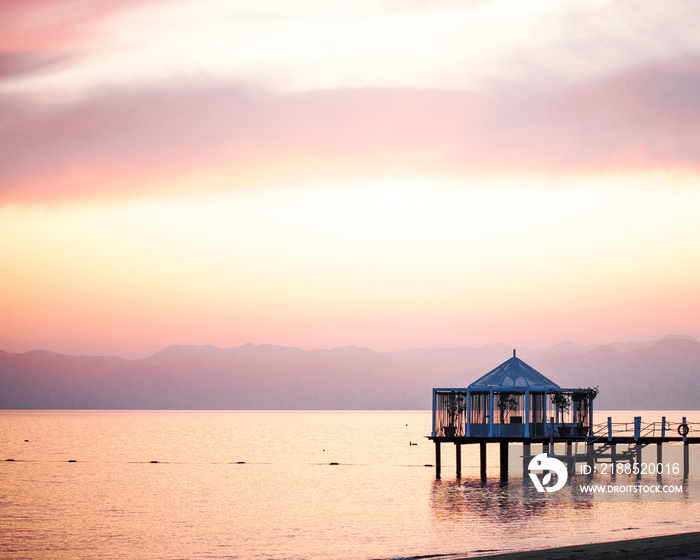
[1,410,699,559]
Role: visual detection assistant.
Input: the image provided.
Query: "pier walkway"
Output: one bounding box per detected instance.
[427,416,700,478]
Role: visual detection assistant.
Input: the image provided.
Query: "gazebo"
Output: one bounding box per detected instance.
[431,350,597,439]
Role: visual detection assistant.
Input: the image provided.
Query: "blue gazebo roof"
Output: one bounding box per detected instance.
[468,350,559,390]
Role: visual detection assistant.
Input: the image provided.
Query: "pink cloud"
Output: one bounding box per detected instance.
[499,55,700,171]
[0,0,170,86]
[2,56,700,202]
[0,85,480,201]
[0,0,166,52]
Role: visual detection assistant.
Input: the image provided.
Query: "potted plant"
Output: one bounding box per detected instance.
[551,391,571,436]
[497,391,519,424]
[572,386,599,436]
[443,392,466,436]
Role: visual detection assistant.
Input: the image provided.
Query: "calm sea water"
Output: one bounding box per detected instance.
[1,410,699,560]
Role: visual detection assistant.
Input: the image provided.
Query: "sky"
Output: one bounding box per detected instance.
[1,0,700,358]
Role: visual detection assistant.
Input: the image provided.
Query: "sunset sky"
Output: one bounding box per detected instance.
[1,0,700,358]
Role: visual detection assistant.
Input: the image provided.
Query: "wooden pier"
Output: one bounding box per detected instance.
[428,416,699,479]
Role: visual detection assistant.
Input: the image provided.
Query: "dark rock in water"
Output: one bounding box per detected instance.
[68,459,77,463]
[6,458,15,462]
[150,460,159,463]
[329,462,339,465]
[236,461,246,464]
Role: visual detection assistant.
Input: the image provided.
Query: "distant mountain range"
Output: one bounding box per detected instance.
[1,335,698,409]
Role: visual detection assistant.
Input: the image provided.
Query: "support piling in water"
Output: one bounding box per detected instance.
[455,443,462,478]
[480,442,487,479]
[522,442,530,473]
[635,444,643,480]
[435,441,441,479]
[499,441,509,480]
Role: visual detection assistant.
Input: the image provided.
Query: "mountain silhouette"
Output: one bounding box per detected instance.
[0,336,698,409]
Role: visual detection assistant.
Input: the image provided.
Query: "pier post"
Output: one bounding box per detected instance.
[656,443,662,465]
[455,443,462,478]
[480,442,487,479]
[634,416,641,442]
[500,441,509,480]
[607,417,612,442]
[683,417,689,479]
[435,441,441,479]
[661,416,666,438]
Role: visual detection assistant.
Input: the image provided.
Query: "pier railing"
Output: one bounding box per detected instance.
[592,416,699,442]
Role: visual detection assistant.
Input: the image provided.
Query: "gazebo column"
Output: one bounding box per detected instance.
[488,390,494,437]
[466,390,471,437]
[524,389,530,438]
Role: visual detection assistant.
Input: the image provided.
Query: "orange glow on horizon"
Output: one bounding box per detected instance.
[2,178,700,357]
